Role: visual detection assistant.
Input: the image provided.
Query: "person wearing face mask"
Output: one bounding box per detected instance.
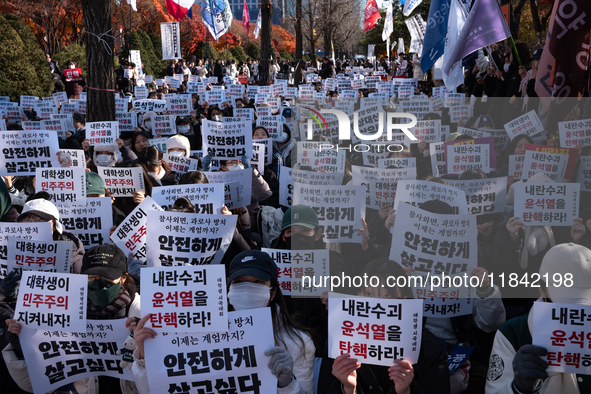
[165,134,191,159]
[252,126,281,209]
[140,111,156,134]
[318,258,450,394]
[5,244,141,394]
[93,144,119,168]
[137,145,179,186]
[129,250,316,394]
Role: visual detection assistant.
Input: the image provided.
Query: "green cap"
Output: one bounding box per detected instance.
[86,172,106,195]
[281,205,319,231]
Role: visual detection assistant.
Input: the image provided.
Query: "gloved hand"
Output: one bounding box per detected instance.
[202,155,211,171]
[265,346,294,388]
[241,155,251,168]
[512,345,548,393]
[1,270,21,300]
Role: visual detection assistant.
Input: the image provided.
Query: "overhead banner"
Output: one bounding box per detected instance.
[161,22,182,60]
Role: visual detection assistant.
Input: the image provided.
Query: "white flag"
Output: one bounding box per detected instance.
[382,2,394,41]
[398,37,405,54]
[442,0,467,91]
[403,0,422,16]
[254,10,262,39]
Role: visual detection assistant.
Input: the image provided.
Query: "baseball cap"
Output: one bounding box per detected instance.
[17,198,63,234]
[81,244,127,280]
[86,172,106,195]
[281,205,319,231]
[529,48,543,61]
[228,250,278,283]
[540,243,591,305]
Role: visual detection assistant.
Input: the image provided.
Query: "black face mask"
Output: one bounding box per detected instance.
[288,233,317,250]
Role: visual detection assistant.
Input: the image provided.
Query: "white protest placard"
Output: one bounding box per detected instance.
[163,153,200,175]
[394,180,468,214]
[0,130,61,176]
[0,118,6,131]
[514,183,580,226]
[410,119,442,143]
[115,111,137,132]
[7,238,71,274]
[377,157,417,168]
[86,121,119,146]
[262,248,293,295]
[444,93,464,107]
[292,184,365,243]
[253,137,273,165]
[152,184,224,213]
[36,167,86,206]
[256,106,272,117]
[446,177,507,216]
[203,169,252,210]
[58,197,113,248]
[141,265,228,332]
[508,155,525,179]
[577,156,591,192]
[97,166,145,197]
[144,308,277,394]
[446,143,490,175]
[504,110,545,140]
[152,114,177,136]
[351,166,417,209]
[145,75,153,83]
[166,94,191,116]
[297,141,346,173]
[488,128,511,152]
[20,319,136,394]
[15,271,87,332]
[415,282,472,318]
[449,105,472,123]
[235,107,255,121]
[400,99,434,120]
[133,99,167,112]
[532,302,591,375]
[291,168,345,187]
[558,118,591,147]
[52,91,68,107]
[203,90,225,106]
[279,166,292,207]
[328,296,424,366]
[161,22,182,59]
[522,145,579,183]
[40,120,67,139]
[20,95,39,107]
[0,223,53,279]
[456,127,491,139]
[389,203,478,276]
[251,142,265,173]
[430,142,447,177]
[256,115,283,141]
[290,249,330,295]
[111,196,163,262]
[21,121,41,131]
[115,97,128,113]
[146,211,237,266]
[202,119,252,160]
[135,85,149,99]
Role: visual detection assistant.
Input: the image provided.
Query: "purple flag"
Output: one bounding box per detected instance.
[442,0,510,76]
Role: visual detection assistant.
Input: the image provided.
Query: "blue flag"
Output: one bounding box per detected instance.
[421,0,451,73]
[201,0,227,30]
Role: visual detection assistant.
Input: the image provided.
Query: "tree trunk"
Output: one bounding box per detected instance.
[511,0,529,38]
[295,0,303,86]
[530,0,543,34]
[259,0,273,86]
[81,0,115,122]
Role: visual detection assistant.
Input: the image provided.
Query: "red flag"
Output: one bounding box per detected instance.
[364,0,381,33]
[242,0,250,36]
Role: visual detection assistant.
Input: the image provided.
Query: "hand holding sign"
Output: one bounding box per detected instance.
[388,359,414,394]
[132,314,156,360]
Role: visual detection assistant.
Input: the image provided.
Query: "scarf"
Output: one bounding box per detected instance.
[87,285,131,320]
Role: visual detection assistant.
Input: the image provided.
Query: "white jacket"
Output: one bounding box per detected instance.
[132,310,316,394]
[485,299,583,394]
[3,294,141,394]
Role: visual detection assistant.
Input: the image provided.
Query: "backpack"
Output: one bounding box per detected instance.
[257,206,284,248]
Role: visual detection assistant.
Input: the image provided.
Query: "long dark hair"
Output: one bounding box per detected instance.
[137,145,172,173]
[357,258,415,299]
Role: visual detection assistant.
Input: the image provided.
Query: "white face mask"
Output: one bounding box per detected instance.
[212,115,222,122]
[277,131,289,143]
[177,125,191,134]
[227,163,244,171]
[504,63,510,73]
[95,154,114,167]
[227,282,271,311]
[69,64,76,69]
[168,150,185,158]
[144,121,152,130]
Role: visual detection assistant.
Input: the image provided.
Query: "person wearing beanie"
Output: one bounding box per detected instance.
[4,244,140,393]
[140,111,156,133]
[486,243,591,394]
[166,134,191,158]
[93,144,119,168]
[130,250,315,394]
[16,195,85,274]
